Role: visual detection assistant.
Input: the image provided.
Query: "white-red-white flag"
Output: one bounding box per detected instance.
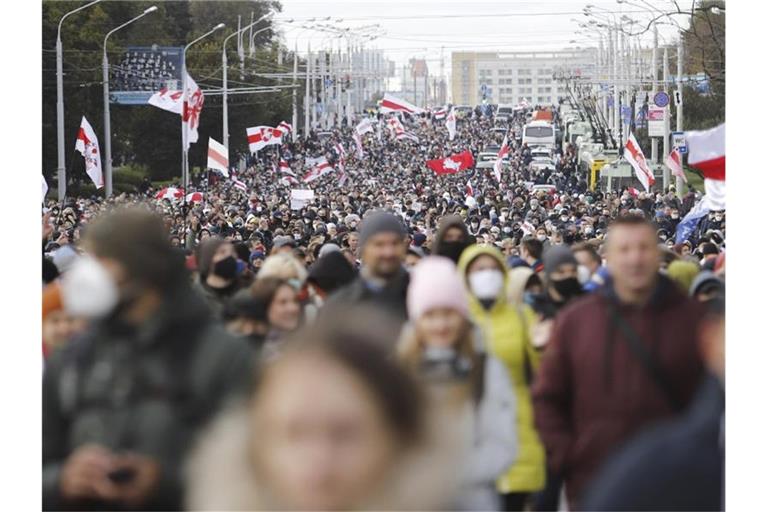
[466,179,474,197]
[186,191,204,203]
[247,126,283,153]
[42,175,48,203]
[231,172,248,192]
[147,86,183,114]
[303,158,334,183]
[352,131,364,159]
[493,135,510,183]
[665,147,686,184]
[432,107,447,120]
[355,118,374,136]
[183,74,204,149]
[155,187,184,200]
[277,121,293,135]
[446,107,457,141]
[279,158,297,178]
[207,137,229,177]
[624,132,655,192]
[686,123,725,210]
[379,93,425,114]
[74,116,104,189]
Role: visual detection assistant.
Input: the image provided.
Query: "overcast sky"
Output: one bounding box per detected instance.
[275,0,684,73]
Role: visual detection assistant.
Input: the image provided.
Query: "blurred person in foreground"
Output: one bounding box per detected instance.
[186,309,456,510]
[43,208,254,511]
[398,256,517,511]
[457,245,545,511]
[582,298,725,511]
[326,211,410,324]
[532,216,707,509]
[42,282,86,360]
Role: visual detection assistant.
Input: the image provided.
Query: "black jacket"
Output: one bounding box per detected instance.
[581,375,723,511]
[42,286,254,511]
[324,267,410,325]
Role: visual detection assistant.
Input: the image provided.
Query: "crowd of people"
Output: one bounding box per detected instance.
[42,106,725,511]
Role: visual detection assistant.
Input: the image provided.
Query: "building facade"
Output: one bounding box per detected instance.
[451,50,597,106]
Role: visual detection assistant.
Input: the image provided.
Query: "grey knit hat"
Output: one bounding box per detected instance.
[359,211,406,248]
[543,245,578,280]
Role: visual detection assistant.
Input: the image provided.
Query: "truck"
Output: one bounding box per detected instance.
[531,109,554,122]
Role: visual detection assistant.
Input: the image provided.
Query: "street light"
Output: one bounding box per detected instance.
[223,11,274,150]
[102,6,158,198]
[56,0,102,201]
[182,23,225,204]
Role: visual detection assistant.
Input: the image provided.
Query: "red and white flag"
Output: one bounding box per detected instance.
[334,142,347,158]
[493,135,510,183]
[155,187,184,200]
[207,137,229,177]
[232,173,248,192]
[280,176,300,186]
[277,121,293,135]
[432,107,447,120]
[446,107,457,141]
[379,93,425,114]
[686,123,725,209]
[665,146,687,184]
[387,116,419,142]
[426,150,475,175]
[279,158,297,178]
[521,220,536,236]
[624,132,655,192]
[352,131,364,159]
[42,175,48,203]
[466,179,474,197]
[74,116,104,189]
[186,191,204,203]
[247,126,283,153]
[303,158,335,183]
[627,187,640,198]
[355,118,374,136]
[148,73,203,149]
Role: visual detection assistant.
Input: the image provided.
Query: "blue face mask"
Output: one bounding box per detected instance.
[523,291,537,306]
[236,260,247,275]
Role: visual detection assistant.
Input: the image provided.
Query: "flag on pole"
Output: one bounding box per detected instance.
[232,174,248,192]
[493,135,510,182]
[665,147,687,183]
[445,107,457,141]
[426,150,475,175]
[148,87,183,114]
[686,123,725,210]
[182,73,204,149]
[74,116,104,189]
[42,175,48,203]
[387,116,419,142]
[303,158,335,182]
[432,107,447,120]
[352,131,364,159]
[379,93,425,114]
[355,118,374,136]
[624,132,655,192]
[207,137,229,177]
[466,179,474,197]
[277,121,293,135]
[279,158,297,178]
[247,126,283,153]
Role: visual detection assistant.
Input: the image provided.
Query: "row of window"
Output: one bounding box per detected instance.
[480,78,554,85]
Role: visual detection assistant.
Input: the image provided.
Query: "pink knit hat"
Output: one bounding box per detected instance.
[407,256,470,320]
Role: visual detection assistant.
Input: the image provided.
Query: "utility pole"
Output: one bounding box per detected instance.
[662,46,670,191]
[304,43,311,136]
[320,49,327,129]
[676,36,684,197]
[335,45,342,126]
[311,51,317,128]
[347,37,353,126]
[612,27,619,148]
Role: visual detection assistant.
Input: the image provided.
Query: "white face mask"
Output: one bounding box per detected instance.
[577,264,592,285]
[537,234,548,242]
[60,255,119,319]
[469,269,504,300]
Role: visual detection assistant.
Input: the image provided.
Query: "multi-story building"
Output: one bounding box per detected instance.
[451,49,597,106]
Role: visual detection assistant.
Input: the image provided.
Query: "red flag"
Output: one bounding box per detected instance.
[426,150,475,175]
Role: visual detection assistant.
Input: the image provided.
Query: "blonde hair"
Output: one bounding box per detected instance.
[257,253,308,283]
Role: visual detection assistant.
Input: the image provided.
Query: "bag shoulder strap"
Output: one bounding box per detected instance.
[608,303,683,411]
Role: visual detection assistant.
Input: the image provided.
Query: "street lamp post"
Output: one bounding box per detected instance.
[102,6,158,198]
[56,0,103,202]
[182,23,225,199]
[223,12,274,150]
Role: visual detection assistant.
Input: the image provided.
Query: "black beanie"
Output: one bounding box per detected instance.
[359,211,406,248]
[543,246,578,281]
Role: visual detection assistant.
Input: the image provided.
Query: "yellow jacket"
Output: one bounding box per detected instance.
[457,245,546,494]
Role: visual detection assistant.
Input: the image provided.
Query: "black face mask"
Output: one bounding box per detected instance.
[212,256,238,280]
[436,240,470,264]
[551,277,584,303]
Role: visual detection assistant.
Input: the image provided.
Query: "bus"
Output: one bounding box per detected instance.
[522,120,556,149]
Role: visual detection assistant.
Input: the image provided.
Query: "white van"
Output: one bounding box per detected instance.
[522,121,556,149]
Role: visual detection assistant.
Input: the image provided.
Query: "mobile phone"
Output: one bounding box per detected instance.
[108,467,136,485]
